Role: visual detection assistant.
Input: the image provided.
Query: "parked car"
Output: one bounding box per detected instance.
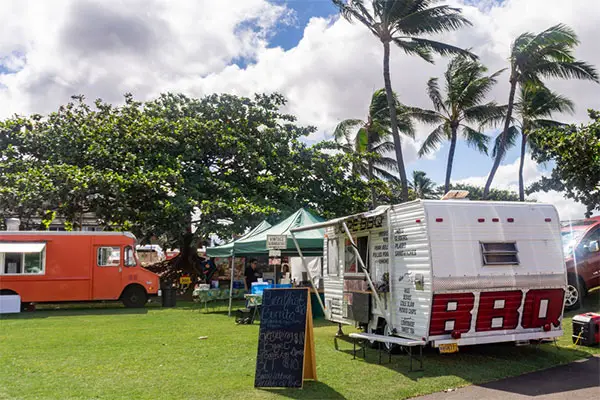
[561,216,600,310]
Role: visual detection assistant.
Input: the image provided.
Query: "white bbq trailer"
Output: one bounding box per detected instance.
[290,199,567,351]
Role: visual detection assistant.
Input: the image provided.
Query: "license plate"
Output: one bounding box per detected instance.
[439,343,459,354]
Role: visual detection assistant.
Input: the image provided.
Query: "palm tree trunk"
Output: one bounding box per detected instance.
[518,132,527,201]
[444,126,458,194]
[382,40,408,202]
[367,130,377,209]
[483,78,517,198]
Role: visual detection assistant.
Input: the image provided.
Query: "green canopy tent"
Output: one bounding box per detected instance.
[206,220,272,258]
[233,208,325,257]
[206,208,325,316]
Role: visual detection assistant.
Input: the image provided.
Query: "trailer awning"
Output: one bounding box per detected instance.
[0,242,46,253]
[290,205,390,234]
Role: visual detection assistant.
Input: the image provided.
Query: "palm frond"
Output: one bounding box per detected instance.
[463,103,507,124]
[373,166,400,182]
[373,156,400,172]
[492,126,520,159]
[355,127,369,153]
[333,119,364,144]
[393,5,472,36]
[371,140,396,155]
[418,124,446,157]
[392,37,434,63]
[332,0,379,37]
[535,60,599,82]
[426,78,447,113]
[406,106,444,124]
[462,125,489,155]
[400,37,476,60]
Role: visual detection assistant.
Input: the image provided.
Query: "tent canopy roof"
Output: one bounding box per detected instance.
[207,208,325,257]
[206,220,271,257]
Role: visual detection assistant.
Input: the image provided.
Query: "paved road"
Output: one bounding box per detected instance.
[414,356,599,400]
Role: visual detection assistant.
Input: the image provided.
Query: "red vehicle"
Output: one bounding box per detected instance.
[0,231,161,310]
[561,217,600,310]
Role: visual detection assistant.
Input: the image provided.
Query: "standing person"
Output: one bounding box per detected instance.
[244,259,259,291]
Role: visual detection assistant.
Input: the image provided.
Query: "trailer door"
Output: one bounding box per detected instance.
[93,246,123,300]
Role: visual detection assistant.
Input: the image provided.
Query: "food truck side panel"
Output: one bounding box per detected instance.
[424,201,566,345]
[0,234,94,302]
[384,202,433,340]
[0,232,160,305]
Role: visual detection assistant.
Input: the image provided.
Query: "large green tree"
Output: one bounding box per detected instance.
[528,110,600,218]
[332,0,472,202]
[491,84,574,201]
[416,54,505,193]
[0,92,378,284]
[483,24,598,198]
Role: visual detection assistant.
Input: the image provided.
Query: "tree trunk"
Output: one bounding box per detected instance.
[444,126,458,194]
[367,130,377,209]
[518,132,528,201]
[484,78,517,198]
[382,40,408,202]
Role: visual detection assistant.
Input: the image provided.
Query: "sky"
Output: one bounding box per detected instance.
[1,0,598,220]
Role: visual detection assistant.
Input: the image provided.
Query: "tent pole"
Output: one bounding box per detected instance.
[342,222,386,317]
[227,255,235,317]
[290,231,326,314]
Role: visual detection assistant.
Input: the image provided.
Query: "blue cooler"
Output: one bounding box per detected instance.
[250,282,273,295]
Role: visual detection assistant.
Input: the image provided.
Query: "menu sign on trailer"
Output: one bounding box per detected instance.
[254,288,317,388]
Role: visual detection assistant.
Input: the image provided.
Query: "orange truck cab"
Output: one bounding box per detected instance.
[0,231,161,310]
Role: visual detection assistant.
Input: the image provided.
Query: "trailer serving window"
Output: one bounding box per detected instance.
[0,243,46,275]
[344,235,369,274]
[480,242,519,265]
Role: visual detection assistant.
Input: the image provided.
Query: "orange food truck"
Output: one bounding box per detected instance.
[0,231,161,310]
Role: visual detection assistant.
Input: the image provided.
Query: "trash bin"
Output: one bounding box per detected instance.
[162,288,177,307]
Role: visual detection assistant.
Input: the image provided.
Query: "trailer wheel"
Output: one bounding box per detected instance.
[382,322,400,353]
[121,286,147,308]
[565,275,586,311]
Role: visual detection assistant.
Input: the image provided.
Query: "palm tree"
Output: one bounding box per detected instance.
[483,24,598,198]
[409,170,438,199]
[416,54,505,194]
[332,0,473,202]
[333,89,416,207]
[491,84,574,201]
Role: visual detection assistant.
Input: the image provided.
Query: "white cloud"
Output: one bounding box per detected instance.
[454,154,594,220]
[1,0,599,215]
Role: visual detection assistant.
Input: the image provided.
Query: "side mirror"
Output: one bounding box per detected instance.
[588,240,599,253]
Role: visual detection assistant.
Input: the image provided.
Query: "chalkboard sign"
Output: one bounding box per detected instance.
[254,288,317,388]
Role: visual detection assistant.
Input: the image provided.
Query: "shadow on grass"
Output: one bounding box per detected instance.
[476,356,599,397]
[333,333,593,385]
[260,381,346,399]
[1,305,148,319]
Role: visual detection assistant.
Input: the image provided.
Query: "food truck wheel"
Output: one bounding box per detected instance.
[121,286,148,308]
[382,322,400,353]
[565,275,586,311]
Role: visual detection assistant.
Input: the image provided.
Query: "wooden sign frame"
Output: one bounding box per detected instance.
[254,287,317,388]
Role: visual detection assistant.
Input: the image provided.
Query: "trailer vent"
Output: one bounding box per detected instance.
[480,242,519,266]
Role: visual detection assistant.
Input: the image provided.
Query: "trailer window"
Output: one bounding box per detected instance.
[97,247,121,266]
[327,238,339,276]
[480,242,519,265]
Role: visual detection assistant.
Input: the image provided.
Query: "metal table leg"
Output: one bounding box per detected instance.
[353,338,356,359]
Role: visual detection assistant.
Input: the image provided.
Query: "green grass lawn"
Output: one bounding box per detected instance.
[1,294,598,400]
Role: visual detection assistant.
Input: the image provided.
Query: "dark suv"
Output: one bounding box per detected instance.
[561,217,600,310]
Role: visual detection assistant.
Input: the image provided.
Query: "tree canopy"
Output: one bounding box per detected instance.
[0,92,375,249]
[528,110,600,217]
